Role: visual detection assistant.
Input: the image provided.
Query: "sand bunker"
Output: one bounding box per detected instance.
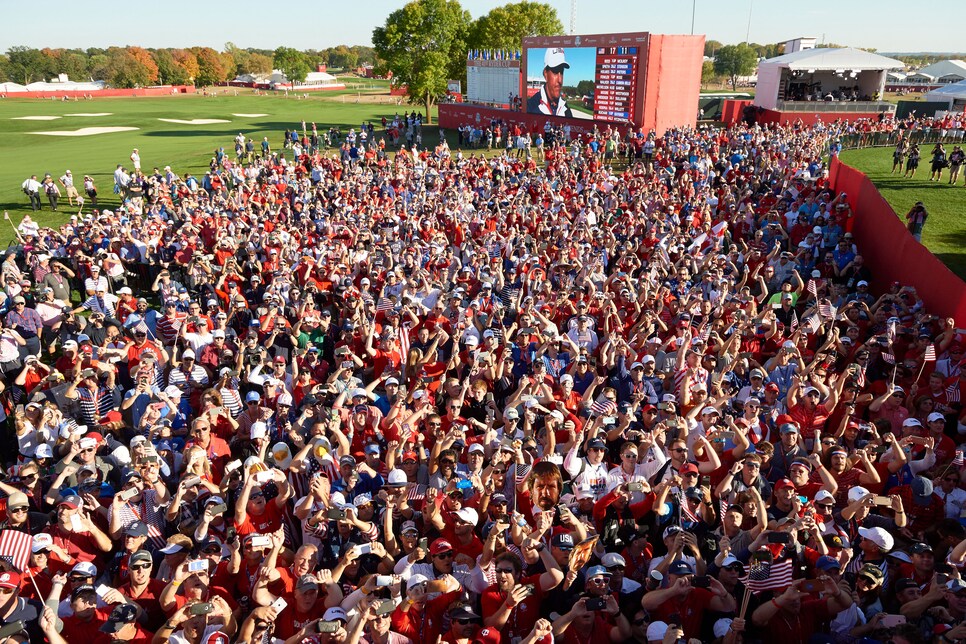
[65,113,113,117]
[232,113,268,117]
[158,118,230,125]
[31,126,140,137]
[12,116,61,121]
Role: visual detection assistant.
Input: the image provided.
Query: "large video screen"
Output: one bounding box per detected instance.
[525,45,640,123]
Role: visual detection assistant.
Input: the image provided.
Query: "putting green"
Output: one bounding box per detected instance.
[0,89,430,243]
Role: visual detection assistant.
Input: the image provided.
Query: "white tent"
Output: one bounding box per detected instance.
[755,47,904,109]
[924,80,966,111]
[0,82,27,93]
[908,60,966,84]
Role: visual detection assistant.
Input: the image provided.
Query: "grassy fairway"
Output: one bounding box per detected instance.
[839,147,966,281]
[0,87,428,243]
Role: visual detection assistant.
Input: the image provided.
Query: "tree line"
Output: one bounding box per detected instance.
[0,44,377,88]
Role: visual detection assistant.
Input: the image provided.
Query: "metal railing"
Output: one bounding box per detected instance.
[777,100,896,114]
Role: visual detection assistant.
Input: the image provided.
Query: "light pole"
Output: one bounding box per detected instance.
[691,0,696,35]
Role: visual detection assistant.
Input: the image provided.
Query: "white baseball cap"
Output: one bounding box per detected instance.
[543,48,570,70]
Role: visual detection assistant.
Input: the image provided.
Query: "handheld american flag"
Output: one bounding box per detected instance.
[953,450,964,467]
[0,530,33,573]
[882,353,895,365]
[923,344,936,362]
[946,384,961,404]
[807,280,818,298]
[589,397,617,417]
[740,556,794,593]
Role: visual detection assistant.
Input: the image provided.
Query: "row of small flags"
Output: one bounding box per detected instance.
[468,50,521,61]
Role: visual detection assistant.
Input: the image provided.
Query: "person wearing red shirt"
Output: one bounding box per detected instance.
[481,545,564,643]
[552,595,630,644]
[253,573,328,640]
[893,476,946,536]
[787,381,845,442]
[116,550,167,631]
[93,603,151,644]
[392,574,462,644]
[438,507,484,561]
[184,416,232,483]
[233,470,292,537]
[60,585,111,642]
[751,578,854,644]
[787,456,838,500]
[642,560,736,640]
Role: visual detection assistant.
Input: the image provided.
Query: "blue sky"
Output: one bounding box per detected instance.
[526,47,598,84]
[2,0,960,53]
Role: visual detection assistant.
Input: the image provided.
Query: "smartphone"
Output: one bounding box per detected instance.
[356,543,373,555]
[767,532,791,544]
[375,575,393,588]
[183,476,202,488]
[208,503,228,517]
[327,508,347,521]
[317,621,340,633]
[879,615,906,628]
[628,482,645,493]
[584,597,607,611]
[717,431,735,441]
[187,559,208,573]
[417,537,428,551]
[225,460,242,473]
[455,478,473,491]
[255,470,273,484]
[189,602,214,616]
[95,584,111,598]
[250,535,271,548]
[691,576,711,589]
[374,599,395,616]
[341,360,354,369]
[70,514,85,532]
[521,584,535,596]
[700,476,711,488]
[800,580,822,593]
[872,496,892,507]
[118,487,139,502]
[269,597,288,613]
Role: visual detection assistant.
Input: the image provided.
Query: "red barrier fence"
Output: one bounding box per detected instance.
[0,86,195,99]
[830,156,966,325]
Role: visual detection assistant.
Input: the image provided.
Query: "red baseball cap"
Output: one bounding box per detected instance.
[775,479,795,491]
[401,451,419,462]
[429,538,453,556]
[765,383,780,393]
[474,628,503,644]
[679,463,699,476]
[0,571,21,589]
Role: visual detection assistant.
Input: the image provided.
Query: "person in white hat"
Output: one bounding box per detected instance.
[527,47,575,118]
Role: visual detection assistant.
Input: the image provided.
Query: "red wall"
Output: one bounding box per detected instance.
[830,157,966,325]
[641,34,705,134]
[1,86,194,99]
[438,103,619,137]
[721,99,753,125]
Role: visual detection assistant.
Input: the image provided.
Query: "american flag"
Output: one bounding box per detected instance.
[740,557,795,593]
[803,315,821,334]
[589,397,617,417]
[923,345,936,362]
[397,323,411,359]
[0,530,33,573]
[818,302,836,321]
[953,450,964,467]
[947,384,961,404]
[882,353,895,365]
[790,310,799,331]
[695,326,711,345]
[807,280,818,298]
[376,297,395,312]
[886,319,897,346]
[123,314,150,337]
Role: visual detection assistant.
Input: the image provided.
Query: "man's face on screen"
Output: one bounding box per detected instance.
[543,67,565,103]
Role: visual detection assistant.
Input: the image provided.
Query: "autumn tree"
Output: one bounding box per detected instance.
[193,47,227,85]
[373,0,471,123]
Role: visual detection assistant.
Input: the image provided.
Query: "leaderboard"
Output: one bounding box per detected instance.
[594,46,639,123]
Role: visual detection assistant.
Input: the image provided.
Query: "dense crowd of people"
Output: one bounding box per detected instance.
[3,112,966,644]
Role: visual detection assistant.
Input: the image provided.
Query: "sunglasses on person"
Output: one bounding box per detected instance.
[453,617,476,625]
[434,551,454,559]
[130,563,152,571]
